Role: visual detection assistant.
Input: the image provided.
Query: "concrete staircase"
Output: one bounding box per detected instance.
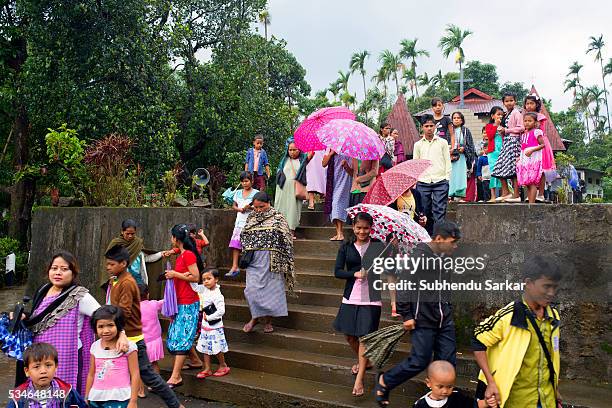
[159,207,608,407]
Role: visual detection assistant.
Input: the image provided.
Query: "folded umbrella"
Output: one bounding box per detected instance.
[360,324,407,369]
[316,119,385,161]
[161,262,178,318]
[294,106,355,152]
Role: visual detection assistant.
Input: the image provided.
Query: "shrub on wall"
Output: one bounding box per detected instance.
[0,237,28,286]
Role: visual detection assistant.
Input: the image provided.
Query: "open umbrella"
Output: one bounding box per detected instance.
[294,106,355,152]
[363,159,432,205]
[360,324,406,369]
[347,203,430,254]
[316,119,385,160]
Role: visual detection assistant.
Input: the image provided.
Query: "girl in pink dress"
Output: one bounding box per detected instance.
[137,284,164,397]
[86,306,139,408]
[517,113,545,203]
[524,94,555,201]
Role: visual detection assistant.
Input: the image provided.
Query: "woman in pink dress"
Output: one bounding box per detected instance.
[306,150,327,210]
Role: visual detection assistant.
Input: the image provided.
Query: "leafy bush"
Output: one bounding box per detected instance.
[84,133,138,206]
[0,237,28,286]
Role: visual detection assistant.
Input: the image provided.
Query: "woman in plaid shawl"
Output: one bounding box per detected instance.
[20,251,129,395]
[240,191,296,334]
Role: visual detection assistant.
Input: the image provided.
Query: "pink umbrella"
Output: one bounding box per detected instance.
[294,106,355,152]
[316,119,385,160]
[363,159,432,205]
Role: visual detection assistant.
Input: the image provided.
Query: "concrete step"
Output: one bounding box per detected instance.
[225,341,425,394]
[221,321,479,377]
[224,299,403,334]
[159,362,415,408]
[294,239,343,258]
[221,281,396,309]
[296,225,354,240]
[219,265,343,289]
[300,211,331,227]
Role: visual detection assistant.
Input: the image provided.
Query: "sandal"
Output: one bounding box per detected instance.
[374,372,390,407]
[167,380,183,389]
[225,269,240,278]
[196,370,213,379]
[243,319,258,333]
[212,367,231,377]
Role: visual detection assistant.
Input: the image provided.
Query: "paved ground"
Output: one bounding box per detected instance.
[0,286,235,408]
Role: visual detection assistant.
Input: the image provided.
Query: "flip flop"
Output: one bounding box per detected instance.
[196,370,213,379]
[167,381,183,389]
[212,367,231,377]
[243,320,258,333]
[182,363,203,370]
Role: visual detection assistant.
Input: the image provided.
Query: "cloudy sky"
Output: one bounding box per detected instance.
[264,0,611,111]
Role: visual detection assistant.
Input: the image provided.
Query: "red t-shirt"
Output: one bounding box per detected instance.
[173,250,199,305]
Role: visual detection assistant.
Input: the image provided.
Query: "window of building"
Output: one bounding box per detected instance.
[595,179,600,185]
[588,177,592,184]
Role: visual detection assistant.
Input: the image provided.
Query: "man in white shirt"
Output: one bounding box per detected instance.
[413,114,452,234]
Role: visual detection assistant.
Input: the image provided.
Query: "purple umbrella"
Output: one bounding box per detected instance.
[162,262,178,318]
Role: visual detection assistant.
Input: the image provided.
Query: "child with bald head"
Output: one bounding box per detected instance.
[414,361,496,408]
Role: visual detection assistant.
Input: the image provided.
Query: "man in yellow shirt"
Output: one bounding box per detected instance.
[413,114,452,234]
[472,256,562,408]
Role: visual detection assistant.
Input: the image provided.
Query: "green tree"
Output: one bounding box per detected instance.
[399,38,429,98]
[439,24,473,106]
[499,82,529,104]
[337,70,351,94]
[349,51,370,106]
[463,60,499,96]
[586,35,611,128]
[378,50,404,96]
[258,10,271,41]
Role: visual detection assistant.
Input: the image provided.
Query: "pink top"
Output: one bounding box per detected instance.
[342,241,383,307]
[140,300,163,342]
[88,340,137,402]
[505,108,525,137]
[521,129,543,150]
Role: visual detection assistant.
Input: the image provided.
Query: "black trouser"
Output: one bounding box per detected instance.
[416,180,449,234]
[136,340,180,408]
[477,179,490,201]
[383,324,456,391]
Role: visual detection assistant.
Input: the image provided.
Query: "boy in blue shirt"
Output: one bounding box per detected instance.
[244,134,270,191]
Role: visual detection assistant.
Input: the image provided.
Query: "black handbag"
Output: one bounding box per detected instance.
[202,303,221,326]
[380,152,393,169]
[239,250,254,269]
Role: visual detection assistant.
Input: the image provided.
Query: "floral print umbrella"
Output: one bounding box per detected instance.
[347,203,430,253]
[316,119,385,160]
[294,106,355,152]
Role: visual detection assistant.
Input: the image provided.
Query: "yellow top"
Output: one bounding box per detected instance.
[396,192,416,219]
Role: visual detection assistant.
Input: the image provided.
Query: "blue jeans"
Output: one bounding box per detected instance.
[383,324,456,391]
[416,180,449,234]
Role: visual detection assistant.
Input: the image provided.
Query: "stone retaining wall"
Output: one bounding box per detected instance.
[26,204,611,381]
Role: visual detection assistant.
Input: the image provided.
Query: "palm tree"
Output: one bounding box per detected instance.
[349,51,370,104]
[430,69,444,89]
[399,38,429,98]
[337,70,351,94]
[328,80,341,102]
[372,66,389,103]
[586,35,610,128]
[439,24,473,107]
[258,10,271,41]
[566,61,590,139]
[564,78,578,97]
[417,72,432,90]
[586,85,606,133]
[604,58,612,77]
[401,68,416,100]
[575,88,593,141]
[568,61,583,85]
[378,50,404,95]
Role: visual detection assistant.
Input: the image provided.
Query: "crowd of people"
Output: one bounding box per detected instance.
[5,93,565,408]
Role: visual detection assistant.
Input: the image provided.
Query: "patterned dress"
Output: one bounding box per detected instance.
[244,251,288,318]
[329,153,352,223]
[492,109,521,179]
